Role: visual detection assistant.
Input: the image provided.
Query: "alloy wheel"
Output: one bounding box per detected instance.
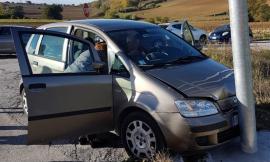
[125,120,157,159]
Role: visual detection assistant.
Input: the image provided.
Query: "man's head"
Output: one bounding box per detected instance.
[126,32,140,53]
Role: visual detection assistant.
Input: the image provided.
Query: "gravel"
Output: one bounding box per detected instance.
[0,55,128,162]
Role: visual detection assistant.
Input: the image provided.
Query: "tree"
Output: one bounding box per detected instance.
[0,4,4,16]
[26,1,32,5]
[248,0,270,21]
[8,6,24,19]
[43,5,63,20]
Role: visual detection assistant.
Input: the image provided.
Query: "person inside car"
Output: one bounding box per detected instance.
[126,32,146,65]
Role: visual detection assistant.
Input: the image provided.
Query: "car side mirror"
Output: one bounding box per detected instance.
[92,61,105,73]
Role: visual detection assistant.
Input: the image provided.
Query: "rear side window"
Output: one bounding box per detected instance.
[172,24,182,30]
[159,25,168,29]
[26,34,40,55]
[38,35,65,61]
[47,27,68,33]
[0,27,11,36]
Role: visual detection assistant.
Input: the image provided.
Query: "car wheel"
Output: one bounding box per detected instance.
[199,35,207,46]
[121,112,165,160]
[21,89,28,115]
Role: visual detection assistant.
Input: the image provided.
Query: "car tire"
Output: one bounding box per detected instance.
[21,89,28,115]
[121,111,166,160]
[199,35,207,46]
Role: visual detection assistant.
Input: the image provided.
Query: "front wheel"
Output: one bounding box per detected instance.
[21,89,28,115]
[121,112,165,160]
[199,35,207,46]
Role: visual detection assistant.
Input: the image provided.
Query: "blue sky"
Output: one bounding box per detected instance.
[0,0,94,5]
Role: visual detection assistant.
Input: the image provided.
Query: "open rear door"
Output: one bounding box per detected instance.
[11,27,113,144]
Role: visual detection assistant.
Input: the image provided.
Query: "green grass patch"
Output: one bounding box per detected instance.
[0,19,63,27]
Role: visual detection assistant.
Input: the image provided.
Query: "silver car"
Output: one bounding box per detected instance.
[12,19,239,160]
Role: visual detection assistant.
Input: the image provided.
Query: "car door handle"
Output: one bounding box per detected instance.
[29,83,46,90]
[32,61,38,67]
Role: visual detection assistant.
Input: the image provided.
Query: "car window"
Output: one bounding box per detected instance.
[111,55,129,77]
[172,24,182,30]
[21,33,96,75]
[108,27,202,69]
[182,23,194,45]
[26,34,40,55]
[38,35,65,61]
[112,55,126,72]
[159,25,168,29]
[0,27,11,36]
[74,29,108,67]
[47,27,68,33]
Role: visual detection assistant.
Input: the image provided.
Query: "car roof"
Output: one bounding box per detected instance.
[67,19,158,32]
[0,25,32,28]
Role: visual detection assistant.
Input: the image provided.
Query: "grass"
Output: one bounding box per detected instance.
[131,0,229,21]
[0,19,62,27]
[152,47,270,162]
[203,45,270,130]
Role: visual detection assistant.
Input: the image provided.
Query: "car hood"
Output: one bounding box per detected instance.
[146,58,235,101]
[211,30,229,36]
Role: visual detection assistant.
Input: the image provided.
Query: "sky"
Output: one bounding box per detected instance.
[0,0,94,5]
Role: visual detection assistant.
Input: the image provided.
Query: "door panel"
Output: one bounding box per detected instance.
[11,27,113,144]
[181,21,195,46]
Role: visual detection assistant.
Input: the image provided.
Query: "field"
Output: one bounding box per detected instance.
[203,46,270,130]
[131,0,229,21]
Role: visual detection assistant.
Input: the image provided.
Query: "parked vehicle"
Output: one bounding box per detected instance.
[13,19,239,160]
[208,24,253,43]
[0,26,16,54]
[0,25,32,55]
[159,21,208,46]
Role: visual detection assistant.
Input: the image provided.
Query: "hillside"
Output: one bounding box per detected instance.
[130,0,229,21]
[1,0,269,21]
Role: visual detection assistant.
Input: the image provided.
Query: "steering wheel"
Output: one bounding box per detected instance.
[145,51,169,61]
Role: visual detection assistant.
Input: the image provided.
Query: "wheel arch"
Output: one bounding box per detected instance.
[200,34,207,39]
[116,106,167,147]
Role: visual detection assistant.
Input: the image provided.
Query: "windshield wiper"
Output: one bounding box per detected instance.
[138,63,169,70]
[138,56,206,70]
[166,55,206,64]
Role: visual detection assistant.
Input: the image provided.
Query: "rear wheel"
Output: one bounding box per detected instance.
[21,89,28,114]
[121,112,165,160]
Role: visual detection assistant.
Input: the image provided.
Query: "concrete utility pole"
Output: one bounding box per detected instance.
[228,0,257,153]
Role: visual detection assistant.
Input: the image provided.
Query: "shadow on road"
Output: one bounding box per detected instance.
[0,54,17,59]
[0,125,27,130]
[0,134,27,145]
[86,132,123,149]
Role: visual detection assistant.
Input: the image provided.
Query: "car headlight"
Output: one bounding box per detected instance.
[175,100,218,117]
[222,31,229,36]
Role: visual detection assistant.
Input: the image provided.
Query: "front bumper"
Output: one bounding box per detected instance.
[157,109,239,153]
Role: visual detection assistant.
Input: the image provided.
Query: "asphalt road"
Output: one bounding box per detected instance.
[1,55,270,162]
[204,40,270,50]
[0,56,128,162]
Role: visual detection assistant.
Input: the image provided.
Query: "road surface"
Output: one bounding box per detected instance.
[1,55,270,162]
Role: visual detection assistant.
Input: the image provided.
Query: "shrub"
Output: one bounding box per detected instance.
[248,0,270,21]
[42,5,63,20]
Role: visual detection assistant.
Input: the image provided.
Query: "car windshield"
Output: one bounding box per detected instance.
[215,25,230,32]
[107,27,205,69]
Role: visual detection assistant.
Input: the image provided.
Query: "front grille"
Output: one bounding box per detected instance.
[217,96,239,112]
[218,126,239,143]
